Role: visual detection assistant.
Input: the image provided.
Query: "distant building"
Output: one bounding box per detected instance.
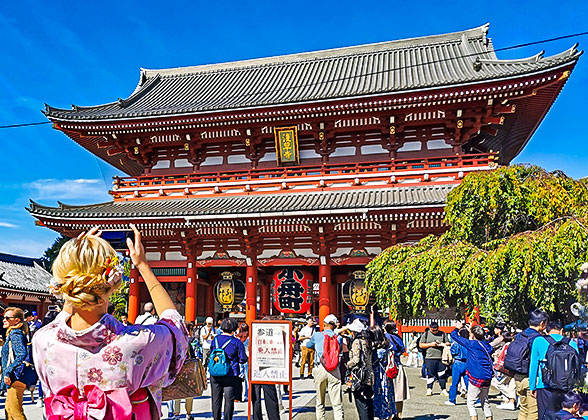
[0,252,55,315]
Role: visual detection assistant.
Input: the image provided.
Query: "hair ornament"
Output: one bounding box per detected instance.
[103,256,124,286]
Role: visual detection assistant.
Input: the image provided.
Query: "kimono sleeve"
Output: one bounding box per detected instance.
[138,309,189,389]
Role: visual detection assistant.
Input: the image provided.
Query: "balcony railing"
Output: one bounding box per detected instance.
[111,152,498,199]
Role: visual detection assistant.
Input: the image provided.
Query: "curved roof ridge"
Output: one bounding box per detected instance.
[481,44,581,65]
[44,75,161,115]
[28,199,115,212]
[140,24,491,79]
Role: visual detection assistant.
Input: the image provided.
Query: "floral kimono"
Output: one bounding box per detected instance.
[32,309,188,420]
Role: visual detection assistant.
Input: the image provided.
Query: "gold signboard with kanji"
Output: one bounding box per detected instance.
[274,126,299,165]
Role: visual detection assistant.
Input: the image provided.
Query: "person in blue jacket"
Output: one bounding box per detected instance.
[529,319,579,420]
[2,307,30,420]
[209,317,248,420]
[445,327,469,406]
[451,321,494,420]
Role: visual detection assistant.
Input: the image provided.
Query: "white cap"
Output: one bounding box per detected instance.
[323,314,338,326]
[344,319,366,333]
[206,317,214,324]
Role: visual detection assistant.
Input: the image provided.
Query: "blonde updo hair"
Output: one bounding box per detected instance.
[52,235,122,307]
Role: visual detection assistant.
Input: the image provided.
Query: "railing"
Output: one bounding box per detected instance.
[111,152,498,199]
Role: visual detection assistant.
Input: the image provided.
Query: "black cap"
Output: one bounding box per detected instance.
[429,321,439,328]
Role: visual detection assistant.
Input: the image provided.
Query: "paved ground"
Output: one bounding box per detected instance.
[1,366,520,419]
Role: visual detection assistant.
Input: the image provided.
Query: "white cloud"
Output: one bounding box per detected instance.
[26,178,110,202]
[0,222,18,228]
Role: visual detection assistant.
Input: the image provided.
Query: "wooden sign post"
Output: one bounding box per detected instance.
[248,320,293,420]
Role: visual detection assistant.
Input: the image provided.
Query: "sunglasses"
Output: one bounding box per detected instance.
[2,316,18,320]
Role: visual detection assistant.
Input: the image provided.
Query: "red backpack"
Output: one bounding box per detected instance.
[494,342,515,377]
[321,333,340,371]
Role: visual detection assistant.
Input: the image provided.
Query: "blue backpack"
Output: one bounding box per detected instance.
[208,337,233,377]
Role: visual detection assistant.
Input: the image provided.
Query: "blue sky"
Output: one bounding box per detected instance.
[1,1,587,257]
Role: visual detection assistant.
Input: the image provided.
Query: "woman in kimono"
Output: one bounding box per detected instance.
[371,325,396,420]
[32,225,188,420]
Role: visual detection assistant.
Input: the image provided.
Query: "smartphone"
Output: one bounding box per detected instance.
[101,230,134,251]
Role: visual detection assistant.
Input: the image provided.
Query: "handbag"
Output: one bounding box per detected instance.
[8,339,39,387]
[160,322,207,401]
[162,358,207,401]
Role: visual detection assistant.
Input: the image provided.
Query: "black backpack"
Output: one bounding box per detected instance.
[541,336,582,392]
[504,330,540,374]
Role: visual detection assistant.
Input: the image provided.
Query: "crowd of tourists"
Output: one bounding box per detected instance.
[2,226,588,420]
[417,310,588,420]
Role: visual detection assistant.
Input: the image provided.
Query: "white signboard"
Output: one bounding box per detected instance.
[250,321,292,384]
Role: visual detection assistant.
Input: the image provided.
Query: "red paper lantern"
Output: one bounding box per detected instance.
[271,268,313,314]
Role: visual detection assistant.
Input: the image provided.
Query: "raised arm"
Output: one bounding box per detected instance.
[127,224,176,315]
[450,325,470,349]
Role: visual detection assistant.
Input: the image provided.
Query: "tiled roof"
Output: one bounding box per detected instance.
[43,24,581,121]
[0,253,52,295]
[28,185,453,220]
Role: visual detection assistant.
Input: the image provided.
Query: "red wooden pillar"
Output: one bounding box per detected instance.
[465,306,481,325]
[318,262,331,330]
[128,265,140,323]
[329,277,338,319]
[206,281,215,316]
[260,281,270,317]
[246,264,258,326]
[185,258,197,322]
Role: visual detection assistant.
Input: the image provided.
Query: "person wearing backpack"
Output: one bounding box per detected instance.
[529,319,580,420]
[345,319,375,420]
[490,327,517,411]
[209,317,248,420]
[306,314,343,420]
[419,321,450,396]
[504,308,548,420]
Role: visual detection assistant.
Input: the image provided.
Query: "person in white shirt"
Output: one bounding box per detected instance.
[200,316,216,370]
[134,302,158,325]
[298,317,316,379]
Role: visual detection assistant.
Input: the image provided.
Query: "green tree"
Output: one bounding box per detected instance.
[40,234,71,271]
[366,165,588,326]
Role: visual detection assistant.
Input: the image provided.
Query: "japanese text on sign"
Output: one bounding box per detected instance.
[274,126,299,165]
[250,322,291,384]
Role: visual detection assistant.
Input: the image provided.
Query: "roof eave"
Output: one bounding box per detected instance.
[43,55,580,124]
